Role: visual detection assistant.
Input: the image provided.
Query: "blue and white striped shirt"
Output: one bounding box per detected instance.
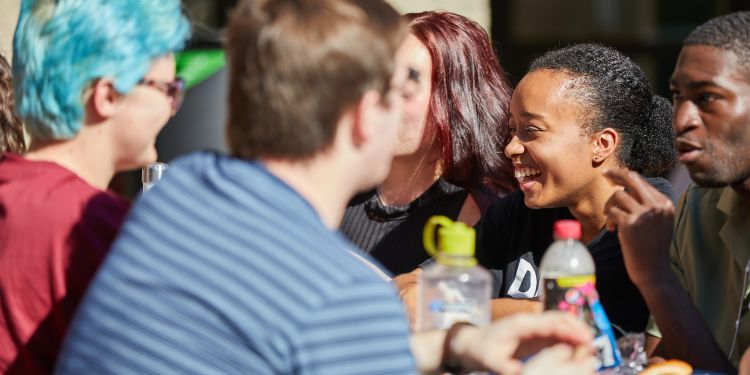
[56,152,416,374]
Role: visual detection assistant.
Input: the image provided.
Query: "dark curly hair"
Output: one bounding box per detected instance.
[406,11,515,210]
[529,43,676,175]
[0,53,24,154]
[685,11,750,76]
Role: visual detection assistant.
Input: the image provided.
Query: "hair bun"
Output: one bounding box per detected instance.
[631,95,676,175]
[649,95,672,128]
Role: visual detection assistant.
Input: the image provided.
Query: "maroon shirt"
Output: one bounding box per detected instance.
[0,153,130,374]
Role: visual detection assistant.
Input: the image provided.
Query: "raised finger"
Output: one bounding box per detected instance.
[604,169,660,205]
[605,203,632,230]
[604,189,642,216]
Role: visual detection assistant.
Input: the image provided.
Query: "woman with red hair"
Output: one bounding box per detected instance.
[340,11,515,276]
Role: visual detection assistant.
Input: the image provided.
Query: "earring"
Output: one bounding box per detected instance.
[594,155,602,162]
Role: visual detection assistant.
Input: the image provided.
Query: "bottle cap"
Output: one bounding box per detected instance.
[142,162,168,184]
[423,215,477,266]
[553,220,581,240]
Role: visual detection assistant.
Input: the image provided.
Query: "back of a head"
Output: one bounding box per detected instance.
[530,43,676,175]
[405,11,515,199]
[0,53,25,154]
[13,0,190,141]
[226,0,406,160]
[684,11,750,76]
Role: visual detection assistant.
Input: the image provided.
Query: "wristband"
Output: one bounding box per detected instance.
[441,322,473,374]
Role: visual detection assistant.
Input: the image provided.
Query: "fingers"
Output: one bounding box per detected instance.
[605,205,625,232]
[501,312,593,360]
[604,190,640,231]
[603,169,674,232]
[495,359,523,375]
[391,268,421,290]
[521,344,597,375]
[500,312,594,346]
[648,356,666,365]
[604,169,660,205]
[604,189,640,215]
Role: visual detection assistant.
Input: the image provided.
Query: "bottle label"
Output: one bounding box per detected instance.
[428,299,480,329]
[542,275,621,370]
[541,275,596,315]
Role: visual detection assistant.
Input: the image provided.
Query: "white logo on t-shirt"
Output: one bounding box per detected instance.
[507,258,539,298]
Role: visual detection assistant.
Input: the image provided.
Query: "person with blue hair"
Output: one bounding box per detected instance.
[0,0,190,373]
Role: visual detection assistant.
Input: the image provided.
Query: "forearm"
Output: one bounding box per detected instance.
[410,330,444,374]
[409,327,478,375]
[637,274,734,372]
[491,298,542,321]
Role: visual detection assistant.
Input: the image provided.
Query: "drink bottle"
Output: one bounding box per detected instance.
[142,162,168,194]
[539,219,621,369]
[416,216,491,331]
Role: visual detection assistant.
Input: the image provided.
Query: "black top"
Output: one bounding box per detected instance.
[475,177,675,334]
[340,178,467,275]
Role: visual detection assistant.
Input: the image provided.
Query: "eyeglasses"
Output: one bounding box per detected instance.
[138,77,185,115]
[401,68,419,99]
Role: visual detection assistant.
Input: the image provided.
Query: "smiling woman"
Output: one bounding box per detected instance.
[340,11,515,277]
[474,43,677,334]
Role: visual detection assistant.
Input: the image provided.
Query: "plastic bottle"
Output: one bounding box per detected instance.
[539,219,621,370]
[141,162,168,194]
[416,215,491,332]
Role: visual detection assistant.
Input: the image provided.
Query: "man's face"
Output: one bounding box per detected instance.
[670,45,750,188]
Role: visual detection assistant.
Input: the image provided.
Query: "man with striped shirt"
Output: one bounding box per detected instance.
[56,0,593,373]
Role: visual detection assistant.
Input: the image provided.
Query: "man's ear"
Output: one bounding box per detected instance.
[86,78,120,121]
[350,90,383,148]
[591,127,619,164]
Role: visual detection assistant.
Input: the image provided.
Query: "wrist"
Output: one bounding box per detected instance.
[441,322,477,373]
[629,263,675,289]
[633,269,683,301]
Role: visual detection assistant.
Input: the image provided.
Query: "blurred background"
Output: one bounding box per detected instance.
[1,0,748,199]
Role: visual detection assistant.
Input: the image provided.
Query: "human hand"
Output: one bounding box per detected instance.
[603,169,675,286]
[521,344,596,375]
[648,356,666,365]
[392,268,421,329]
[452,312,594,375]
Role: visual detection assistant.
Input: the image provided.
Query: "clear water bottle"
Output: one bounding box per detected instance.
[141,162,168,194]
[539,219,620,370]
[416,216,491,332]
[539,220,596,312]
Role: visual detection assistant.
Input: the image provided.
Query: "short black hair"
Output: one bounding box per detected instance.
[685,11,750,75]
[529,43,676,175]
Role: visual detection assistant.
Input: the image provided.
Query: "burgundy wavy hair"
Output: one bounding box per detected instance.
[406,11,515,211]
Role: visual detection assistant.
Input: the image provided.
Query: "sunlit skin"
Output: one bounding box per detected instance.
[22,55,179,190]
[364,41,411,188]
[670,45,750,197]
[112,54,177,171]
[378,33,444,207]
[505,70,620,242]
[393,34,435,158]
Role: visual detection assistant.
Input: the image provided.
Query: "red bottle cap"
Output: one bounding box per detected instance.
[553,220,581,240]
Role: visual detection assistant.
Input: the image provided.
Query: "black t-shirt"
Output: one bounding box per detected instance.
[340,178,467,275]
[475,177,675,333]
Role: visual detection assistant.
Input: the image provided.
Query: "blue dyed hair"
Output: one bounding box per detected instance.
[13,0,190,140]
